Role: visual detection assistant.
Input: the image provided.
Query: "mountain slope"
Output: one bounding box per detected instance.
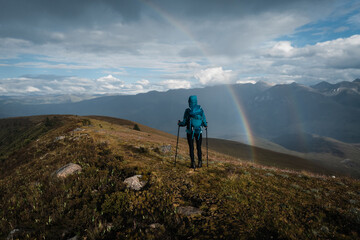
[1,115,360,239]
[1,80,359,145]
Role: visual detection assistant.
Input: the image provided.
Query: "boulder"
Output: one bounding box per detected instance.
[54,163,82,178]
[177,206,202,217]
[124,175,147,191]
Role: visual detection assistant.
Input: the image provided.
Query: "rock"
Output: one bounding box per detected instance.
[149,223,164,229]
[7,229,20,240]
[265,173,274,177]
[54,163,82,178]
[350,199,358,205]
[124,175,147,191]
[146,223,165,235]
[73,128,84,132]
[160,145,171,153]
[320,226,329,234]
[54,136,65,142]
[67,236,78,240]
[177,206,202,217]
[336,181,345,186]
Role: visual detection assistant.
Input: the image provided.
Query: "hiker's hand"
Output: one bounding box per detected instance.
[178,120,181,126]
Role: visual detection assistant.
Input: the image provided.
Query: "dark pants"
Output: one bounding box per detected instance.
[187,133,202,165]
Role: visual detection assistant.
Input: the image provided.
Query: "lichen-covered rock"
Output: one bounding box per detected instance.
[54,163,82,178]
[123,175,147,191]
[7,229,21,240]
[177,206,202,217]
[160,145,171,153]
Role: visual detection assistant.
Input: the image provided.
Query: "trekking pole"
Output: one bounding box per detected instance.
[174,124,180,166]
[206,124,208,167]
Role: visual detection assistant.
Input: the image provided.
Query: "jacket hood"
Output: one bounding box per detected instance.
[188,95,198,109]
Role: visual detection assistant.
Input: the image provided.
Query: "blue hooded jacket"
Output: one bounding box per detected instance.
[179,95,207,134]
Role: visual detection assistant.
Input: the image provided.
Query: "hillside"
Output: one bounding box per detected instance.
[206,138,360,179]
[1,115,360,239]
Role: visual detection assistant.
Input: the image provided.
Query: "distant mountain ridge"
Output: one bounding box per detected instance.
[1,79,360,149]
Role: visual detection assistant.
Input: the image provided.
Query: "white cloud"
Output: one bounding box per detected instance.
[268,41,294,57]
[236,80,257,84]
[252,34,360,84]
[25,86,41,92]
[159,80,192,89]
[97,75,123,83]
[0,86,7,93]
[194,67,235,85]
[136,79,150,86]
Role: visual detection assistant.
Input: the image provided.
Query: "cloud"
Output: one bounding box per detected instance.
[194,67,235,85]
[159,80,191,89]
[0,0,359,95]
[97,75,123,83]
[348,12,360,25]
[136,79,150,86]
[268,41,295,57]
[25,86,41,92]
[251,34,360,84]
[334,26,350,33]
[0,86,7,93]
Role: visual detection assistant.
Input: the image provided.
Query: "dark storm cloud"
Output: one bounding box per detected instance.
[150,0,334,19]
[0,0,143,24]
[1,0,358,94]
[0,0,334,30]
[0,0,144,43]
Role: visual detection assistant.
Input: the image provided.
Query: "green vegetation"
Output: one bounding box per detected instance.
[0,116,63,165]
[133,124,141,131]
[0,115,359,239]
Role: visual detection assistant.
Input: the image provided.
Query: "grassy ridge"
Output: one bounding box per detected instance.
[0,115,359,239]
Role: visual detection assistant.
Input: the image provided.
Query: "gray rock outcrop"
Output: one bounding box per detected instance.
[124,175,147,191]
[54,163,82,178]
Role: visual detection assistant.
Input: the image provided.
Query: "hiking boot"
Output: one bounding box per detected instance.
[190,162,196,169]
[198,161,202,168]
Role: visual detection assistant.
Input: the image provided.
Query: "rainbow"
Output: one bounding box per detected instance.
[140,0,211,63]
[226,85,256,162]
[141,0,256,162]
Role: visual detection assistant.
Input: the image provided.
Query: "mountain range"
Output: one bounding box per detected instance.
[1,79,360,156]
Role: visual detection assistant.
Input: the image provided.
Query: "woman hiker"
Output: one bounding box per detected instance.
[178,95,207,169]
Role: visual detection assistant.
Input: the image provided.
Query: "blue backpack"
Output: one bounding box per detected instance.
[189,105,204,138]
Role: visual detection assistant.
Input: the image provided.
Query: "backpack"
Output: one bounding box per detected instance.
[189,105,203,139]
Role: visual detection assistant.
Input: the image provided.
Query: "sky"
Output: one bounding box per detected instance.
[0,0,360,96]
